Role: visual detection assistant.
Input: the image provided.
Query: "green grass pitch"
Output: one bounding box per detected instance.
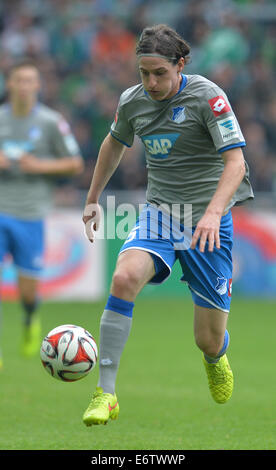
[0,297,276,450]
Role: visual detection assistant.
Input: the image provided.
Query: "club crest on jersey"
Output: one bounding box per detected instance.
[215,277,228,296]
[171,106,186,124]
[28,126,42,141]
[141,133,180,159]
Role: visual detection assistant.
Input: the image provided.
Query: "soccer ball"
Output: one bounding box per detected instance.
[40,324,98,382]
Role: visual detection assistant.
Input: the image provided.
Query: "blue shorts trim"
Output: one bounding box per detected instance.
[188,286,230,313]
[120,246,172,284]
[119,204,233,312]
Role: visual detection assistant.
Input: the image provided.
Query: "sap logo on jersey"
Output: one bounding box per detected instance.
[141,133,180,158]
[208,95,231,117]
[2,140,34,160]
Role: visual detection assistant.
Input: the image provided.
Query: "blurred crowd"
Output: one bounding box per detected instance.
[0,0,275,197]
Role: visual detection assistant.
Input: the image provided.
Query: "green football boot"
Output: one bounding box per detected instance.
[21,316,42,358]
[203,354,233,404]
[83,387,119,426]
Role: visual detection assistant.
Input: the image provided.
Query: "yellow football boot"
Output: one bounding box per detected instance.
[21,316,42,357]
[83,386,119,426]
[203,354,233,404]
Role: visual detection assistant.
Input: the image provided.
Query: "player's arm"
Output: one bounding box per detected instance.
[0,150,11,169]
[86,133,126,204]
[83,133,126,242]
[19,153,83,175]
[83,92,132,242]
[19,114,83,175]
[191,147,245,252]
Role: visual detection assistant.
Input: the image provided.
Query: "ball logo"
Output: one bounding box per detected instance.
[208,95,231,116]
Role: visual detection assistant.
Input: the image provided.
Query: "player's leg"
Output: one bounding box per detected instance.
[18,274,41,357]
[0,276,3,370]
[0,282,3,369]
[11,217,44,357]
[193,303,233,404]
[179,211,234,403]
[83,203,176,426]
[97,249,155,391]
[0,214,11,368]
[18,275,40,325]
[193,304,228,360]
[83,249,156,426]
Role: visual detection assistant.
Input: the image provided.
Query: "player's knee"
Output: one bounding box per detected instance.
[195,335,222,358]
[20,291,37,305]
[111,269,141,298]
[19,277,39,305]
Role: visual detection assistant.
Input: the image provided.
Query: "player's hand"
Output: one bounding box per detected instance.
[19,153,46,174]
[0,151,11,170]
[190,212,221,252]
[82,203,101,243]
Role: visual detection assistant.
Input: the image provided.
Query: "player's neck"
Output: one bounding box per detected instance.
[166,74,183,100]
[10,99,36,117]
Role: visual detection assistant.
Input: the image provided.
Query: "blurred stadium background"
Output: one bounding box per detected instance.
[1,0,275,302]
[1,0,276,452]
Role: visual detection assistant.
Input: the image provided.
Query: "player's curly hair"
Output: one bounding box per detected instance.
[136,24,191,65]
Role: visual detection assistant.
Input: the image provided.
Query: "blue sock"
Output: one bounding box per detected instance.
[204,330,230,364]
[105,294,134,318]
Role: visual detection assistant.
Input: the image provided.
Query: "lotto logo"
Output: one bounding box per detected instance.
[208,95,231,116]
[58,119,70,135]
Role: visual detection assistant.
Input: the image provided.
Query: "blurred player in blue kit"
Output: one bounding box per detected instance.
[0,60,83,366]
[82,25,254,425]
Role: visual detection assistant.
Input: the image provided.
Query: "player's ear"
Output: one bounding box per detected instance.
[177,57,185,73]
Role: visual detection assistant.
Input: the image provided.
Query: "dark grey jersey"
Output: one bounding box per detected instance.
[0,103,81,219]
[111,74,253,225]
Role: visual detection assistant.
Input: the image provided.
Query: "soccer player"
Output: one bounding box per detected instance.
[0,59,83,365]
[82,24,254,425]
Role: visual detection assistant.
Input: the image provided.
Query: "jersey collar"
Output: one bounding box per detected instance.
[144,74,187,102]
[4,102,40,117]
